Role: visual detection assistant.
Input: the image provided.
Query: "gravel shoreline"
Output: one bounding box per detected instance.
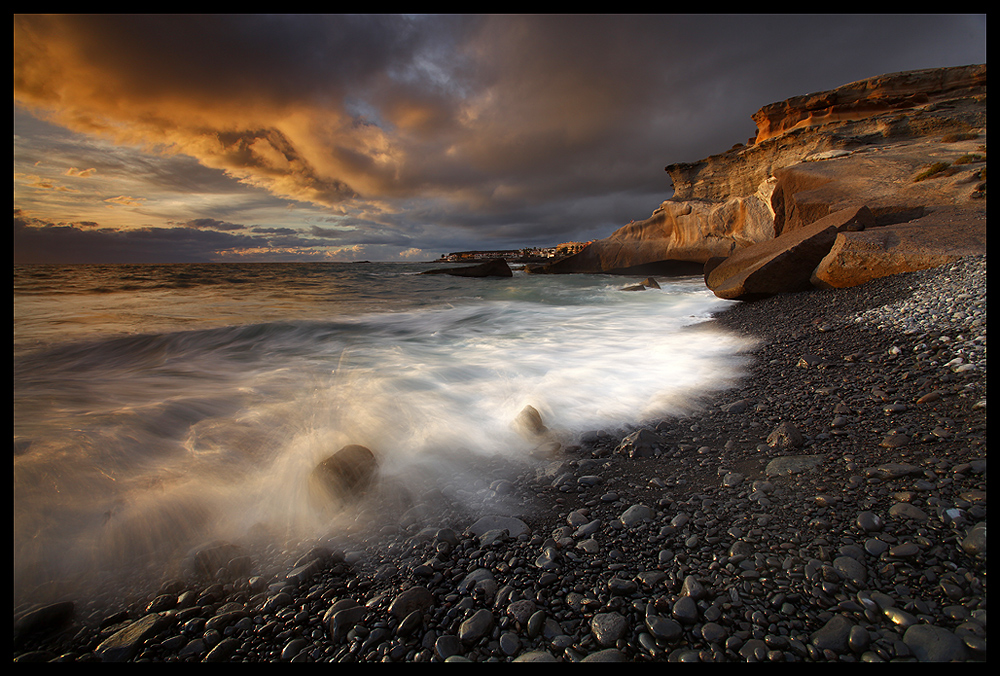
[14,256,987,663]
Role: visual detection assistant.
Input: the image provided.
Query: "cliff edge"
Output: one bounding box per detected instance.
[532,64,986,300]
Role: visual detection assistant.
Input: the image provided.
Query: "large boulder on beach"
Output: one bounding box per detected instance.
[422,258,513,278]
[310,444,379,504]
[810,209,987,289]
[706,206,875,301]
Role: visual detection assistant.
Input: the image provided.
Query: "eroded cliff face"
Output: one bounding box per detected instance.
[535,64,986,286]
[751,64,987,145]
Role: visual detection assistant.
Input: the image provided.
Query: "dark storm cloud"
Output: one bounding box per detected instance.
[13,14,986,261]
[13,210,337,264]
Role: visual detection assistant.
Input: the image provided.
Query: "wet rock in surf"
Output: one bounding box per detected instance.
[514,405,548,438]
[311,444,379,504]
[622,276,661,291]
[513,405,561,458]
[183,540,248,581]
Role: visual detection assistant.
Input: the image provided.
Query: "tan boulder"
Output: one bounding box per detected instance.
[812,208,987,289]
[707,206,875,301]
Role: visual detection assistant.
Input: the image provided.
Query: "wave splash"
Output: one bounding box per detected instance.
[13,267,752,608]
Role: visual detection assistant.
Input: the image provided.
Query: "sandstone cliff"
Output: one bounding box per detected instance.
[533,64,986,299]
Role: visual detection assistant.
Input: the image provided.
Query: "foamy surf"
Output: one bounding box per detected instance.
[14,263,752,604]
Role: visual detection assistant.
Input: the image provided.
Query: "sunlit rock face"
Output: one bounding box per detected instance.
[750,64,987,144]
[706,206,875,301]
[537,195,775,275]
[537,64,986,286]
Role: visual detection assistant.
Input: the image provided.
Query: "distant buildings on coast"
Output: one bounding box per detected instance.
[437,241,593,263]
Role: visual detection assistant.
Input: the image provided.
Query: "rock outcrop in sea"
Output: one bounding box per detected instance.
[422,259,514,278]
[531,64,986,300]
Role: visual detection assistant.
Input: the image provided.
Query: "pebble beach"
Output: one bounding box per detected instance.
[13,255,987,663]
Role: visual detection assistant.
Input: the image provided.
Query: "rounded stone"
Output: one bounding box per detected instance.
[889,503,928,522]
[833,555,867,584]
[591,612,628,647]
[960,522,987,556]
[513,650,558,662]
[646,615,683,641]
[499,631,521,656]
[672,595,699,624]
[387,586,434,619]
[459,609,494,644]
[680,575,707,600]
[701,621,728,644]
[903,624,967,662]
[582,648,626,661]
[848,625,871,654]
[810,614,853,653]
[856,511,883,532]
[620,504,653,527]
[435,634,462,660]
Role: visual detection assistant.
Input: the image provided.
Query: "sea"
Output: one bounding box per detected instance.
[13,261,753,606]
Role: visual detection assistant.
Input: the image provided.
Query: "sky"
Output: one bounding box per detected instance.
[13,14,987,264]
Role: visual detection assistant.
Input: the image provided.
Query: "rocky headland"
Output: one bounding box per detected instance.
[532,64,986,301]
[13,66,987,663]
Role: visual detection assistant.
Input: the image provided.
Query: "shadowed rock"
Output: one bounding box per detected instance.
[311,444,379,505]
[421,259,513,277]
[13,601,75,649]
[183,540,247,580]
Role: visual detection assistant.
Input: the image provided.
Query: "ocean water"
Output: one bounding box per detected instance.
[13,262,752,604]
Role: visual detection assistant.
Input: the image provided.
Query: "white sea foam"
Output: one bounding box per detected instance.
[13,263,752,603]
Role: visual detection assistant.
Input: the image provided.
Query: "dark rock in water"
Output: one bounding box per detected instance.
[513,405,561,458]
[622,277,661,291]
[421,259,513,278]
[532,254,703,277]
[184,541,247,580]
[311,444,379,504]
